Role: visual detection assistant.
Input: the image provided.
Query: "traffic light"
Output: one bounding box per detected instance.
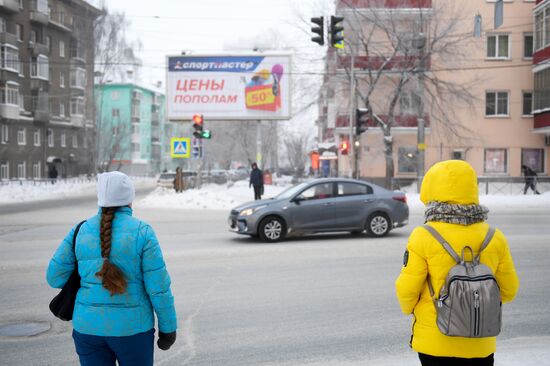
[356,108,369,136]
[192,114,212,139]
[340,140,349,155]
[330,15,344,48]
[310,17,324,46]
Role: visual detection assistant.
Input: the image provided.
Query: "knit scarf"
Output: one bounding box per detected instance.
[424,201,489,225]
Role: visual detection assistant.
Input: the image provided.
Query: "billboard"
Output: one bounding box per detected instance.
[166,54,291,121]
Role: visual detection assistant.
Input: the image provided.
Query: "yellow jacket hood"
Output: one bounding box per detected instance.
[420,160,479,205]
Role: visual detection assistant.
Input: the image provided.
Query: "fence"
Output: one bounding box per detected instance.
[0,176,157,187]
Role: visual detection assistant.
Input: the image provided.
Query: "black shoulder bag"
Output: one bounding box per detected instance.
[49,220,86,321]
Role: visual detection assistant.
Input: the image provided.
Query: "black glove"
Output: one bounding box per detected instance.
[157,331,176,350]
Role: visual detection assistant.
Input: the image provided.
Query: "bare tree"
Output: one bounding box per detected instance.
[284,133,312,177]
[333,1,478,188]
[93,6,142,172]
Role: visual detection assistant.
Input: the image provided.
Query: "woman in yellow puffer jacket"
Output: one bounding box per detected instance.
[395,160,519,366]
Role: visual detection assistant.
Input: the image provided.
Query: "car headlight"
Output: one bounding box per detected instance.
[240,205,267,216]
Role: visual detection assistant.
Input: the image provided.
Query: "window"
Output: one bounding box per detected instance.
[522,148,545,173]
[112,108,120,117]
[132,90,142,100]
[523,91,533,116]
[59,40,65,58]
[132,124,140,134]
[59,102,65,117]
[30,29,37,43]
[485,91,509,116]
[132,142,140,153]
[59,11,65,25]
[83,135,88,148]
[31,0,48,14]
[111,91,120,100]
[534,68,550,111]
[452,150,465,160]
[47,128,53,147]
[299,183,333,200]
[16,24,23,42]
[70,67,85,89]
[484,148,508,174]
[337,182,372,196]
[131,103,140,118]
[486,34,509,59]
[0,82,19,106]
[536,11,543,50]
[1,45,20,73]
[17,161,25,179]
[1,124,8,143]
[72,134,77,148]
[59,72,65,88]
[70,97,84,116]
[33,162,40,179]
[0,162,8,179]
[17,128,26,145]
[60,132,66,147]
[398,147,417,173]
[0,17,6,33]
[46,36,50,50]
[524,33,533,58]
[399,90,421,115]
[33,129,40,146]
[31,55,48,79]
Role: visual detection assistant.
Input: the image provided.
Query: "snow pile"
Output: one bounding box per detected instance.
[0,177,156,205]
[137,180,289,210]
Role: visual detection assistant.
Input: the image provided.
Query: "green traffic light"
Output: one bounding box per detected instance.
[200,130,212,139]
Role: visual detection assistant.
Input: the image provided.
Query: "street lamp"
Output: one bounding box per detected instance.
[413,33,427,193]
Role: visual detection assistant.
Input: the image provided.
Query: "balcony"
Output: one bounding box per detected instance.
[335,114,430,129]
[49,15,72,33]
[0,104,19,120]
[31,92,49,123]
[30,78,49,91]
[0,31,18,46]
[30,10,49,25]
[28,41,49,57]
[151,112,160,125]
[131,133,140,143]
[0,0,19,13]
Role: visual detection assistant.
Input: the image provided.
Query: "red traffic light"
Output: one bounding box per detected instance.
[192,114,204,126]
[340,141,349,155]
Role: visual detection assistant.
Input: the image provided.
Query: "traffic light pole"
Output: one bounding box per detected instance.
[349,54,357,179]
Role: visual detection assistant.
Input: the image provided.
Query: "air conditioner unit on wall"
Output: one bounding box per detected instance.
[545,135,550,146]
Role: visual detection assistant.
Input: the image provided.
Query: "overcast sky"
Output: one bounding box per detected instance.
[96,0,333,87]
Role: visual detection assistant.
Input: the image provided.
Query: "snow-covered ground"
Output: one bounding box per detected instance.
[0,177,156,205]
[2,177,549,212]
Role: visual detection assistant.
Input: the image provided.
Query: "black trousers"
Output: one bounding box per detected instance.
[523,181,539,194]
[419,353,494,366]
[253,185,262,200]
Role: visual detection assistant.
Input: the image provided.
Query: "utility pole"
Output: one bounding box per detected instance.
[414,33,427,193]
[349,53,356,179]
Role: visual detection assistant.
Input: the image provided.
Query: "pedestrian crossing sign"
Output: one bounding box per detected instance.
[170,137,190,158]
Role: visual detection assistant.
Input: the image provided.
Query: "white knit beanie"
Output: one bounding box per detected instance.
[97,171,135,207]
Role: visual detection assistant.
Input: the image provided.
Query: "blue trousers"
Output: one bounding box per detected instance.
[73,329,154,366]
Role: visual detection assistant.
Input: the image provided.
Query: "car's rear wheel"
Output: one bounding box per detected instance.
[366,213,391,237]
[258,216,286,242]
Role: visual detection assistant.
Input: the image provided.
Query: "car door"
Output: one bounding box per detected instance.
[333,182,374,229]
[288,182,337,231]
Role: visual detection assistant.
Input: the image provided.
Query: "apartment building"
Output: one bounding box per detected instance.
[0,0,100,181]
[533,0,550,149]
[319,0,547,183]
[95,83,168,176]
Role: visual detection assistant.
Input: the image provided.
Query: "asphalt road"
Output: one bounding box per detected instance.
[0,194,549,366]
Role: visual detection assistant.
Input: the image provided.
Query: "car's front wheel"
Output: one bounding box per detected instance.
[366,213,391,237]
[258,216,286,242]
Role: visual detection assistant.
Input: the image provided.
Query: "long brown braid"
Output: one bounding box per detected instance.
[96,207,127,295]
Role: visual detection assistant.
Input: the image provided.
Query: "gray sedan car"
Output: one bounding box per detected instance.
[228,178,409,242]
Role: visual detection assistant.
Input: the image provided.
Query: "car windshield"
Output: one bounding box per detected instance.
[275,182,310,200]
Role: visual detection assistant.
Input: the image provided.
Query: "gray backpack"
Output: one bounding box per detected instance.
[424,225,501,338]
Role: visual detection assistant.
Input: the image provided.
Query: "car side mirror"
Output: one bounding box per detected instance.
[292,195,305,204]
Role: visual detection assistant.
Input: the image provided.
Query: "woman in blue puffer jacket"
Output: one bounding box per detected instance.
[47,171,177,366]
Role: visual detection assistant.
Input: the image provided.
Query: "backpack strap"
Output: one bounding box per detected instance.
[422,225,461,263]
[72,220,86,260]
[474,227,496,263]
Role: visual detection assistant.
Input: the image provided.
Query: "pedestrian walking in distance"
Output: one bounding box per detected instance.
[249,162,264,200]
[396,160,519,366]
[47,171,177,366]
[174,166,184,193]
[521,164,540,195]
